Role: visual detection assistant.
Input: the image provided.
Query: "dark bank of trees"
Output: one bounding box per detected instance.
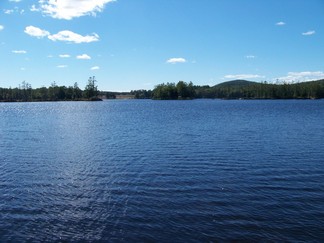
[133,79,324,100]
[194,80,324,99]
[151,81,196,100]
[2,78,324,102]
[130,89,153,99]
[0,76,101,102]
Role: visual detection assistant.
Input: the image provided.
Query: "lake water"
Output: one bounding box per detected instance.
[1,99,324,241]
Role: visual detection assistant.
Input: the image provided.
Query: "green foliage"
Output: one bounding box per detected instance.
[1,78,324,102]
[152,81,196,100]
[73,82,83,99]
[194,79,324,99]
[132,79,324,100]
[152,83,177,100]
[83,76,99,99]
[103,91,116,99]
[0,78,102,102]
[130,89,152,99]
[176,81,195,99]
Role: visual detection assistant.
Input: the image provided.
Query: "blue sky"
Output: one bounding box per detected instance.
[0,0,323,91]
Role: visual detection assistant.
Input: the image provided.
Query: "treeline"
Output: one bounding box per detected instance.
[2,78,324,102]
[194,80,324,99]
[0,77,101,102]
[152,81,195,100]
[130,79,324,100]
[130,89,153,99]
[100,82,195,100]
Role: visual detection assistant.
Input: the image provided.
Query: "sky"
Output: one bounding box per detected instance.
[0,0,323,91]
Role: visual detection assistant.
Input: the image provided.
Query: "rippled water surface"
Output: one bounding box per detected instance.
[1,99,324,241]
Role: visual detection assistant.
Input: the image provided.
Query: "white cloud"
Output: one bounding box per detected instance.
[4,9,14,14]
[276,21,286,26]
[77,54,91,60]
[245,55,256,59]
[225,74,265,80]
[48,31,99,43]
[9,0,22,2]
[30,5,39,12]
[0,25,4,31]
[59,54,70,58]
[12,50,27,54]
[24,25,49,38]
[4,6,24,14]
[166,57,187,64]
[24,26,99,44]
[37,0,116,20]
[20,67,26,71]
[91,66,100,70]
[277,71,324,82]
[302,30,315,36]
[57,65,67,68]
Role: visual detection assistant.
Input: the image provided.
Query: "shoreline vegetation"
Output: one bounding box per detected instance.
[1,78,324,102]
[0,76,103,102]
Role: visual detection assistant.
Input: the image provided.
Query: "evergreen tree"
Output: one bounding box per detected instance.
[84,76,98,99]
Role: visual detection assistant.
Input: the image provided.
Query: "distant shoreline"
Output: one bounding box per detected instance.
[1,97,323,103]
[1,79,324,102]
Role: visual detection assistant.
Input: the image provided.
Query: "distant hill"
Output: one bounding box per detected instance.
[214,80,257,88]
[298,79,324,86]
[194,79,324,99]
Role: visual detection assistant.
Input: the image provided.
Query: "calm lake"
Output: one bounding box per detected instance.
[1,99,324,241]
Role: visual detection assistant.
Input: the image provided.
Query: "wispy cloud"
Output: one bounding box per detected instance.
[4,7,24,15]
[302,30,315,36]
[245,55,256,59]
[30,5,39,12]
[91,66,100,70]
[76,54,91,60]
[36,0,116,20]
[24,25,49,38]
[48,31,99,43]
[9,0,22,2]
[277,71,324,82]
[224,74,265,80]
[276,21,286,26]
[12,50,27,54]
[4,9,14,14]
[166,57,187,64]
[57,65,68,68]
[0,25,4,31]
[24,26,99,43]
[59,54,70,58]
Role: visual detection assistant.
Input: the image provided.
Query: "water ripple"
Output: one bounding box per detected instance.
[1,100,324,241]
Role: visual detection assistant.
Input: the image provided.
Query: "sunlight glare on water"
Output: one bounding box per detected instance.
[0,99,324,241]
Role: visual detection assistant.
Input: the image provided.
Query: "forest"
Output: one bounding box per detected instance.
[1,79,324,102]
[151,81,195,100]
[137,79,324,100]
[194,79,324,99]
[0,76,101,102]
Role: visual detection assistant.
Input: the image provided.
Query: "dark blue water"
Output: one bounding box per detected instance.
[1,99,324,242]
